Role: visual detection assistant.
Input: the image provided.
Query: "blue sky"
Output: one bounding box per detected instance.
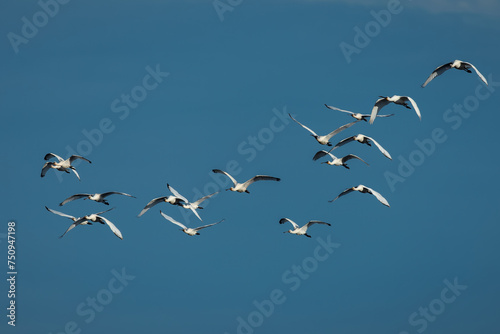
[1,1,500,333]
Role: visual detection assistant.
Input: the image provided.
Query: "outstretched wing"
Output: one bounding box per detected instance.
[160,210,187,229]
[463,61,488,85]
[370,98,390,124]
[402,96,421,120]
[58,217,88,239]
[44,153,64,162]
[192,191,219,207]
[95,207,115,216]
[242,175,281,189]
[101,191,136,199]
[312,150,335,161]
[331,136,355,151]
[289,114,318,137]
[212,169,238,187]
[70,168,81,181]
[138,197,168,217]
[328,187,355,203]
[364,136,392,160]
[194,219,224,231]
[364,186,390,207]
[324,104,355,115]
[305,220,331,228]
[69,155,91,164]
[45,206,75,220]
[59,194,90,206]
[421,62,453,88]
[323,120,360,141]
[97,216,123,240]
[279,218,299,229]
[167,184,188,203]
[41,162,53,177]
[341,154,369,166]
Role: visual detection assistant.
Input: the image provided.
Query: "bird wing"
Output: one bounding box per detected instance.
[364,136,392,160]
[187,205,202,221]
[194,219,224,231]
[45,206,75,219]
[279,218,299,229]
[242,175,281,189]
[192,191,219,206]
[324,104,354,115]
[59,194,90,206]
[160,210,187,229]
[70,168,81,181]
[323,120,360,141]
[69,155,91,164]
[212,169,238,187]
[44,153,64,162]
[328,188,355,203]
[402,96,421,120]
[58,219,87,239]
[167,184,188,203]
[364,186,390,207]
[305,220,331,228]
[100,191,136,199]
[312,150,335,161]
[370,98,390,124]
[96,216,123,240]
[331,136,355,150]
[342,154,369,165]
[41,162,52,177]
[421,62,452,88]
[375,113,395,118]
[95,207,115,216]
[289,114,318,137]
[138,197,168,217]
[463,61,488,85]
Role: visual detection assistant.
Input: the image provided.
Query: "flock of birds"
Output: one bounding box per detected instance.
[41,59,488,240]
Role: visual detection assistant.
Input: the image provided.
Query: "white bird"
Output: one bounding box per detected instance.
[167,184,219,221]
[312,150,368,169]
[280,218,331,238]
[289,113,360,146]
[331,134,392,160]
[329,185,390,207]
[324,104,394,122]
[138,184,187,217]
[59,192,135,206]
[370,96,421,124]
[41,153,91,180]
[160,211,223,236]
[422,60,488,88]
[212,169,280,193]
[46,206,122,239]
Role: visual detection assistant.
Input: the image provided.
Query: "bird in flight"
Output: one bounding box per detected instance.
[330,134,392,160]
[59,192,135,206]
[370,96,421,124]
[160,211,224,236]
[324,104,394,122]
[329,185,390,207]
[421,60,488,88]
[212,169,280,193]
[312,150,368,169]
[280,218,331,238]
[289,113,360,146]
[41,153,91,180]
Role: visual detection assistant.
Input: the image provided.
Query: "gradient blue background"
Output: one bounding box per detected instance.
[1,1,499,333]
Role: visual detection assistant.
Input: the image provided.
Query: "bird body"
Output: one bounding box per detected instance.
[212,169,280,193]
[280,218,331,238]
[422,60,488,87]
[370,95,421,124]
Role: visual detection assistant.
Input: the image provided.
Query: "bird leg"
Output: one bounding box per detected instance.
[305,234,312,238]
